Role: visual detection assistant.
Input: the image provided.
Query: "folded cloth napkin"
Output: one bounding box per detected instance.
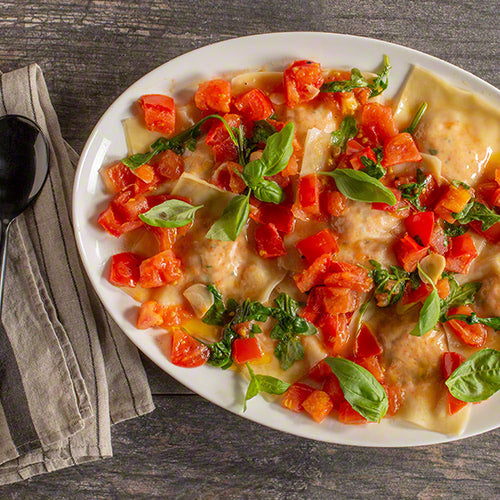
[0,64,154,485]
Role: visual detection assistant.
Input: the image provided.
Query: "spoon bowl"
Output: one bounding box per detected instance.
[0,114,50,312]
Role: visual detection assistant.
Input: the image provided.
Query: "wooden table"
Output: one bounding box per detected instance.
[1,1,499,497]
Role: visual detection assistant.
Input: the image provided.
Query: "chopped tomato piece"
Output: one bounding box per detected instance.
[323,264,373,292]
[319,313,350,355]
[338,401,368,424]
[284,60,324,108]
[297,174,320,214]
[132,164,155,184]
[445,233,478,274]
[139,94,175,136]
[419,174,442,210]
[171,329,210,368]
[441,352,468,415]
[353,356,385,383]
[401,281,431,305]
[112,189,150,223]
[372,188,408,216]
[250,203,295,234]
[361,103,399,145]
[232,337,264,364]
[205,113,242,162]
[108,252,143,288]
[434,184,472,223]
[491,188,500,208]
[139,250,182,288]
[354,324,382,358]
[146,226,178,251]
[136,300,164,329]
[322,374,346,409]
[317,286,360,314]
[254,223,286,259]
[296,229,338,263]
[293,253,334,293]
[384,383,404,416]
[281,383,315,413]
[194,79,231,113]
[150,150,184,180]
[210,161,246,193]
[429,223,448,255]
[436,278,451,299]
[324,190,346,216]
[475,181,498,206]
[404,211,434,246]
[446,306,487,347]
[382,132,422,167]
[302,390,334,423]
[233,88,274,121]
[162,305,192,327]
[102,162,136,193]
[350,147,376,171]
[394,233,429,272]
[98,205,143,238]
[308,359,332,383]
[469,219,500,244]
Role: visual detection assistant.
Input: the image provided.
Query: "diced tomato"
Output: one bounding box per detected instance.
[382,132,422,167]
[441,352,468,415]
[162,305,192,327]
[302,390,334,423]
[317,286,360,314]
[250,203,295,234]
[150,150,184,180]
[436,278,451,299]
[112,189,150,223]
[404,211,434,246]
[194,79,231,113]
[361,103,399,145]
[346,138,364,155]
[210,161,246,194]
[171,329,210,368]
[372,188,408,216]
[293,253,334,293]
[146,226,178,252]
[353,356,385,383]
[98,205,143,238]
[323,264,373,292]
[108,252,143,288]
[354,324,382,358]
[491,188,500,208]
[139,250,182,288]
[324,190,346,216]
[297,174,320,214]
[139,94,175,136]
[281,383,315,413]
[322,374,346,409]
[102,162,136,193]
[136,300,164,329]
[255,223,286,259]
[308,359,332,383]
[394,233,429,272]
[205,113,242,162]
[350,147,376,171]
[401,281,431,305]
[434,184,472,223]
[338,401,368,424]
[283,60,324,108]
[131,164,155,184]
[474,180,497,206]
[233,88,274,121]
[429,223,448,255]
[232,337,264,364]
[445,233,478,274]
[319,313,350,355]
[384,384,404,416]
[296,229,338,263]
[446,306,487,347]
[419,174,442,210]
[470,219,500,244]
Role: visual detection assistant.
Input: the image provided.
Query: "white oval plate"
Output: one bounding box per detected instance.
[73,32,500,447]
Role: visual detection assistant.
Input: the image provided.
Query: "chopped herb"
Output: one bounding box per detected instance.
[439,277,481,321]
[443,312,500,332]
[404,102,428,135]
[368,260,410,307]
[453,201,500,231]
[331,116,358,154]
[428,149,439,155]
[443,221,467,238]
[451,179,471,190]
[397,168,430,211]
[360,148,385,180]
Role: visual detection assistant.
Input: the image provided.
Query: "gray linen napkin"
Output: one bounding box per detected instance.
[0,64,154,485]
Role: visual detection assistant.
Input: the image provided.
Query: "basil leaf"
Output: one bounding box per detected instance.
[443,312,500,332]
[242,160,266,189]
[244,364,290,411]
[250,120,278,145]
[360,154,386,180]
[324,357,388,422]
[331,116,358,153]
[320,68,370,93]
[202,284,231,326]
[139,199,203,228]
[445,348,500,402]
[439,280,481,320]
[274,335,304,371]
[410,264,440,336]
[206,327,238,370]
[404,102,428,135]
[453,201,500,231]
[252,179,284,204]
[206,192,250,241]
[232,298,271,324]
[367,55,391,97]
[260,122,294,176]
[397,169,430,211]
[321,169,396,205]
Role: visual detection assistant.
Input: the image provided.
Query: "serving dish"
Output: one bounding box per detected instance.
[73,32,500,446]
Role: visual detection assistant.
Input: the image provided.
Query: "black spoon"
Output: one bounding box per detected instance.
[0,115,50,313]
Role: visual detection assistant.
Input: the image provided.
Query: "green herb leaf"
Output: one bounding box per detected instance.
[260,122,295,176]
[443,312,500,332]
[244,364,290,411]
[202,284,233,326]
[321,169,396,205]
[241,160,266,189]
[443,221,467,238]
[369,260,409,307]
[252,179,285,204]
[331,116,358,154]
[439,279,481,320]
[360,150,386,180]
[404,102,428,135]
[250,120,278,145]
[206,192,250,241]
[453,201,500,231]
[368,55,391,97]
[320,68,369,93]
[324,357,388,422]
[206,327,238,370]
[397,168,430,211]
[445,349,500,402]
[138,199,203,228]
[410,264,440,336]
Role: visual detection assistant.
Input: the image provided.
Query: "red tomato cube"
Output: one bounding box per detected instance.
[108,252,143,288]
[194,79,231,113]
[232,337,264,364]
[139,94,175,136]
[302,390,334,423]
[255,223,286,259]
[281,383,315,413]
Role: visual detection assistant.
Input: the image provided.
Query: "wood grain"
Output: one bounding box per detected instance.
[0,0,499,497]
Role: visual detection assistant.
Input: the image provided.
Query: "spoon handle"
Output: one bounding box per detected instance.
[0,220,11,316]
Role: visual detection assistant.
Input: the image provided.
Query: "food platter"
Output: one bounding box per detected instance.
[73,32,500,446]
